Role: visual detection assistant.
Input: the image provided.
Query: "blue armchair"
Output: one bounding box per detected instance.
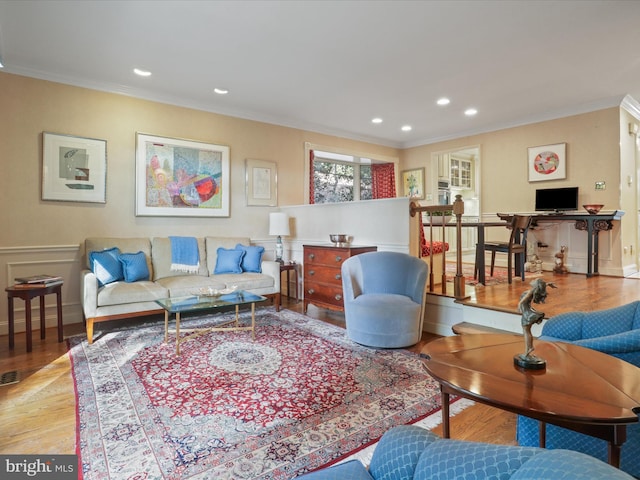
[341,251,428,348]
[517,301,640,478]
[299,425,634,479]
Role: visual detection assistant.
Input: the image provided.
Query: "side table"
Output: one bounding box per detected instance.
[5,282,64,352]
[279,262,298,306]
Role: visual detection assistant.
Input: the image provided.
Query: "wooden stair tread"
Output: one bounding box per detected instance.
[452,322,518,335]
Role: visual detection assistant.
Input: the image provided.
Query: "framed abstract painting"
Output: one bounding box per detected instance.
[528,143,567,182]
[42,132,107,203]
[135,133,230,217]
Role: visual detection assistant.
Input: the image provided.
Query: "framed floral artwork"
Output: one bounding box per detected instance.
[135,133,230,217]
[401,168,425,200]
[528,143,567,182]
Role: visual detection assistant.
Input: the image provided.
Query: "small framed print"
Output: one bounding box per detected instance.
[246,159,277,206]
[401,168,425,200]
[528,143,567,182]
[42,132,107,203]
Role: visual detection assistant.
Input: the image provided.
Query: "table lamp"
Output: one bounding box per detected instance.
[269,212,290,263]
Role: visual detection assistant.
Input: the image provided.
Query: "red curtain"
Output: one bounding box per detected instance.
[371,163,396,199]
[308,149,315,204]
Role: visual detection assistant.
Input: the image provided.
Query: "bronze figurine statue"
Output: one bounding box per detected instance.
[515,278,557,369]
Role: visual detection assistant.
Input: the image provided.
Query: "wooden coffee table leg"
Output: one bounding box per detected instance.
[251,302,256,340]
[56,287,63,342]
[441,389,451,438]
[175,312,181,356]
[25,297,33,353]
[539,421,546,448]
[39,295,46,339]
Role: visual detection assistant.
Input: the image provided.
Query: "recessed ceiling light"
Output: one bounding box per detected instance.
[401,125,412,132]
[133,68,152,77]
[214,88,229,95]
[437,97,450,106]
[371,117,383,124]
[464,108,478,116]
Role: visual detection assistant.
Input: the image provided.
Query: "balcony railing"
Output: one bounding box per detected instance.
[410,195,466,299]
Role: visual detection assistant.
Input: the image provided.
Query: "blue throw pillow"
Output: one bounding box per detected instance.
[119,251,150,282]
[89,247,124,287]
[236,244,264,273]
[214,248,245,274]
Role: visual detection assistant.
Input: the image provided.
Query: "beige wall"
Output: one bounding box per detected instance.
[401,108,621,214]
[0,72,400,247]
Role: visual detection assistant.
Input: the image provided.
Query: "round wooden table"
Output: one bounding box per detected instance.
[421,333,640,467]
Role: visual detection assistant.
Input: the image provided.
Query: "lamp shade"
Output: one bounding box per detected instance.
[268,212,290,236]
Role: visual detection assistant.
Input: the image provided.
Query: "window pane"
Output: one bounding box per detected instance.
[313,160,354,204]
[360,165,372,200]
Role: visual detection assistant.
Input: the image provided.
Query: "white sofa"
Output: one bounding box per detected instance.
[81,236,280,343]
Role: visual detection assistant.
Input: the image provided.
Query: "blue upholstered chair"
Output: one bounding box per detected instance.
[298,425,634,479]
[517,301,640,478]
[341,251,428,348]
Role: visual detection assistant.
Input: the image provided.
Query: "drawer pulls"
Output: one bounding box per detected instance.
[308,253,315,260]
[335,294,342,301]
[335,273,341,280]
[309,270,315,276]
[335,256,342,262]
[307,288,315,295]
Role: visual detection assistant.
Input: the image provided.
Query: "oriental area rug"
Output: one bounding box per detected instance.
[69,308,457,479]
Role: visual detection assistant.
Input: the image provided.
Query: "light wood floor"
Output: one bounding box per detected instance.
[2,271,638,455]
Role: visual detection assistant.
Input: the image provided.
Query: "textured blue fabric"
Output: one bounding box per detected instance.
[368,425,439,480]
[213,247,245,274]
[413,440,540,480]
[118,251,150,282]
[89,247,123,287]
[298,426,635,479]
[297,459,372,480]
[235,243,264,273]
[510,449,635,480]
[517,416,640,478]
[169,236,199,268]
[341,252,428,348]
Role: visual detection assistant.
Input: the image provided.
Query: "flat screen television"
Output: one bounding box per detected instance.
[535,186,579,212]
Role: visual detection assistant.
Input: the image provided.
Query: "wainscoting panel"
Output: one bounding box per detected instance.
[0,244,83,337]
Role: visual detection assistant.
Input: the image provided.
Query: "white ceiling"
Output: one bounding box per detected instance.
[1,0,640,148]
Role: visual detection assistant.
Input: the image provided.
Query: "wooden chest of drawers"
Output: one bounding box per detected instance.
[303,244,377,313]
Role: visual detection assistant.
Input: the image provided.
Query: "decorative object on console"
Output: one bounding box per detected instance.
[515,278,557,369]
[269,212,290,263]
[329,234,349,247]
[42,132,107,203]
[527,142,567,182]
[554,245,568,274]
[135,133,230,217]
[583,203,604,214]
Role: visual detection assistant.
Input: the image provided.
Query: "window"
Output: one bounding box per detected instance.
[304,143,399,205]
[312,151,372,203]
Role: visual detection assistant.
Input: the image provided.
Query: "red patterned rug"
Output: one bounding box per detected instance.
[69,308,446,479]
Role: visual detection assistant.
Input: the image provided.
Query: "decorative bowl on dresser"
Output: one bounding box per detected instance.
[303,244,377,313]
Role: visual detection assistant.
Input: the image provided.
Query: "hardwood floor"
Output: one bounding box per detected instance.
[2,271,637,455]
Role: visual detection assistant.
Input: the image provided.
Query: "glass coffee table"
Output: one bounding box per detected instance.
[156,290,267,355]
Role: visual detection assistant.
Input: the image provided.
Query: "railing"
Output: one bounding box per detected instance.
[410,194,465,299]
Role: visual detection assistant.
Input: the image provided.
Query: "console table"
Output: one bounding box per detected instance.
[498,211,625,278]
